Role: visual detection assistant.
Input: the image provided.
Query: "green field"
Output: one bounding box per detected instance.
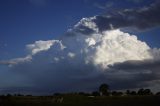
[0,95,160,106]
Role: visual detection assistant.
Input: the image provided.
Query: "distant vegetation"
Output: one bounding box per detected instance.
[0,83,160,106]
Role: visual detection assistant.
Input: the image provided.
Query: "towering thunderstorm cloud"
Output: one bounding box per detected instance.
[71,1,160,34]
[0,1,160,94]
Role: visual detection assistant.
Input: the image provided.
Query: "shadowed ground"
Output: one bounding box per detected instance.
[0,95,160,106]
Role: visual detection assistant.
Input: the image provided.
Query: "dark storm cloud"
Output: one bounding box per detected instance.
[94,1,160,31]
[74,1,160,34]
[106,59,160,89]
[15,54,160,93]
[108,60,160,70]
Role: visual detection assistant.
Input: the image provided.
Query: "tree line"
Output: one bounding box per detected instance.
[0,83,160,97]
[94,83,160,96]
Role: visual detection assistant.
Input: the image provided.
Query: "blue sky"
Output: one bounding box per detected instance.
[0,0,159,60]
[0,0,160,94]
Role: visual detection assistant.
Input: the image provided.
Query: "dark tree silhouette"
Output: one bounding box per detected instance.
[7,94,12,97]
[156,92,160,96]
[130,91,137,95]
[137,88,152,95]
[112,91,123,96]
[143,89,152,95]
[99,83,109,96]
[92,91,100,96]
[138,88,144,95]
[126,90,131,95]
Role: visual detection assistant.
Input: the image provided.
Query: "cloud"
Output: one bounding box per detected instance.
[106,59,160,90]
[94,1,114,9]
[70,1,160,34]
[1,28,160,94]
[0,1,160,94]
[0,55,32,66]
[26,40,65,55]
[91,30,153,68]
[68,52,76,58]
[0,40,66,66]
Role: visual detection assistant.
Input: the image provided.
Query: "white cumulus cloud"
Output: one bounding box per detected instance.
[26,40,60,55]
[92,30,152,69]
[68,52,76,58]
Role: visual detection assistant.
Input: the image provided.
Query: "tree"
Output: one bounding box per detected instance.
[130,91,137,95]
[99,83,109,96]
[126,90,131,95]
[92,91,100,96]
[137,88,152,95]
[112,91,123,96]
[156,92,160,96]
[6,94,12,97]
[137,88,144,95]
[143,89,152,95]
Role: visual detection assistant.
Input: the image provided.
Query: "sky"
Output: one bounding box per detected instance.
[0,0,160,95]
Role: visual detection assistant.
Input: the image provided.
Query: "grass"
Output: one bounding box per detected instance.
[0,95,160,106]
